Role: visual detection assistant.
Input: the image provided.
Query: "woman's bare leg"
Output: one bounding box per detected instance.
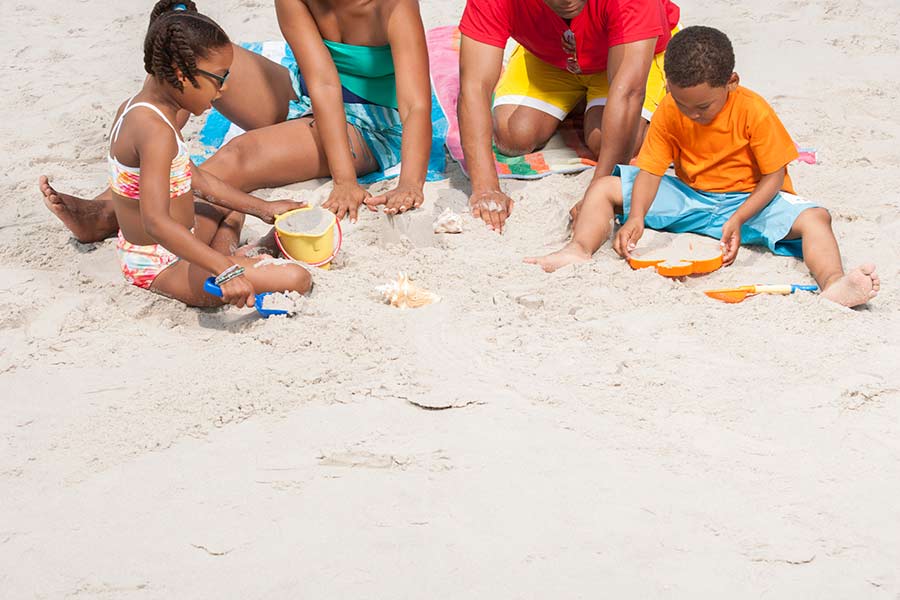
[39,176,118,243]
[200,117,377,192]
[210,45,297,130]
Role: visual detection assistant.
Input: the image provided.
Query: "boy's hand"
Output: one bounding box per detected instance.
[323,182,371,223]
[364,183,424,215]
[613,217,644,258]
[260,199,308,224]
[720,218,742,266]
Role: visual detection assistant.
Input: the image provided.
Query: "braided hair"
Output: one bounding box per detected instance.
[143,1,230,91]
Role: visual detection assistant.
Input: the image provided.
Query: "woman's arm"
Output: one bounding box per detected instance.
[367,0,431,214]
[275,0,369,221]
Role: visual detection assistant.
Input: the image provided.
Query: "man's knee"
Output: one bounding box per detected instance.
[493,126,541,156]
[493,110,557,156]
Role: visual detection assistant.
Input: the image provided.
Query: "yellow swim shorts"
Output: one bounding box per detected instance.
[494,43,669,122]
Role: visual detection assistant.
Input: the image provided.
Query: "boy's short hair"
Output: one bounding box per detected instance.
[664,26,735,88]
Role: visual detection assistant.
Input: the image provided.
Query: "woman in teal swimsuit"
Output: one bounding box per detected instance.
[41,0,433,240]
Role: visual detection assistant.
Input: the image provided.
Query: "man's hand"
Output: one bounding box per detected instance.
[469,189,514,233]
[322,182,370,223]
[259,199,308,224]
[612,217,644,258]
[364,183,424,215]
[720,217,742,266]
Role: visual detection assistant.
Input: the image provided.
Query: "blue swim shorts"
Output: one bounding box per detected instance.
[287,68,403,173]
[616,165,821,258]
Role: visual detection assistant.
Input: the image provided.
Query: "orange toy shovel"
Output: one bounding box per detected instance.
[704,284,818,304]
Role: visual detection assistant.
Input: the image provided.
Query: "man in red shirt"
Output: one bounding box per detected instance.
[458,0,680,231]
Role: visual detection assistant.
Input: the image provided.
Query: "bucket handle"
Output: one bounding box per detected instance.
[275,213,343,267]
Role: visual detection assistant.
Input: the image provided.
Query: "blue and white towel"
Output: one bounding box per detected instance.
[192,41,448,184]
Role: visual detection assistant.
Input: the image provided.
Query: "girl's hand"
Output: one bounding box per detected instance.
[322,182,370,223]
[220,274,256,309]
[261,199,308,224]
[364,184,424,215]
[613,218,644,258]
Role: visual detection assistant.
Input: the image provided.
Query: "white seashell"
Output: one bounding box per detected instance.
[375,272,441,308]
[433,207,463,234]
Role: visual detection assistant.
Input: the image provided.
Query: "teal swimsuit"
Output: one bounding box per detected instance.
[286,41,403,171]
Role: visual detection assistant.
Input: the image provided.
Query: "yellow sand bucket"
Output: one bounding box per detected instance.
[274,207,342,270]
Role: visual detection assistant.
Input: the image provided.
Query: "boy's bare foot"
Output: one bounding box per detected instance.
[39,176,117,243]
[821,264,880,307]
[524,242,592,273]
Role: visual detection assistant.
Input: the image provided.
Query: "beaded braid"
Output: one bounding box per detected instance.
[143,1,229,92]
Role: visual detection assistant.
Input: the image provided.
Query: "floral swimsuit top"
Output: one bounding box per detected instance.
[108,97,192,200]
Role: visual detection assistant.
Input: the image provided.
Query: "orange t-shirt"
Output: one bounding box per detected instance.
[635,86,799,194]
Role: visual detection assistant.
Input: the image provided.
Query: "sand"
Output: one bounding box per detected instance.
[2,0,900,597]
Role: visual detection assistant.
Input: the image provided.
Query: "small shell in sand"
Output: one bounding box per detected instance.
[433,208,463,234]
[375,272,441,308]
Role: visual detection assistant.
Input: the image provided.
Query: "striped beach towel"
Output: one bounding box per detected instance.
[192,41,448,184]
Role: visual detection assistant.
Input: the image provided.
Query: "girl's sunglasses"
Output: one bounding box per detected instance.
[196,68,230,88]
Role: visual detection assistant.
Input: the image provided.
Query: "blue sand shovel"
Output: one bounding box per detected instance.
[203,277,289,318]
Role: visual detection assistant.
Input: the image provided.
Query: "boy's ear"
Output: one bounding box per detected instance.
[727,72,740,91]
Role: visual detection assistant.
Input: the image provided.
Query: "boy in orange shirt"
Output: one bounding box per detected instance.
[526,26,879,307]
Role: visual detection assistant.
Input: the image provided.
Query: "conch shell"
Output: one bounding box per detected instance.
[433,207,463,234]
[375,272,441,308]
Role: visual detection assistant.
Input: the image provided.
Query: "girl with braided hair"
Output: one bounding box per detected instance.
[102,0,310,306]
[42,0,432,241]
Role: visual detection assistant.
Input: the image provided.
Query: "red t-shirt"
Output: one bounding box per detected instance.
[460,0,680,74]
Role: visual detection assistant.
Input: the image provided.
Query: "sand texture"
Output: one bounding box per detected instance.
[1,0,899,597]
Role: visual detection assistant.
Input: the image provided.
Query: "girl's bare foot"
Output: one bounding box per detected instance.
[524,242,593,273]
[39,176,118,243]
[235,228,279,258]
[821,264,880,307]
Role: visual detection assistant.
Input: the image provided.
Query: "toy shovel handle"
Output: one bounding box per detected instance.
[791,284,819,293]
[203,277,285,318]
[203,277,226,298]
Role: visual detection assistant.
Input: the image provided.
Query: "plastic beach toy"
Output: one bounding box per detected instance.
[203,277,289,317]
[704,284,819,304]
[627,235,723,277]
[274,206,342,270]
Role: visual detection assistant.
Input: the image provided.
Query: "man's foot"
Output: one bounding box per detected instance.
[524,242,592,273]
[39,176,117,243]
[821,264,880,308]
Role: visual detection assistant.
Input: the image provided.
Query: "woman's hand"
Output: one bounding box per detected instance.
[322,182,370,223]
[364,183,425,215]
[219,274,256,309]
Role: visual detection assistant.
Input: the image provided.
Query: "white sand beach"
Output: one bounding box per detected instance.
[1,0,899,597]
